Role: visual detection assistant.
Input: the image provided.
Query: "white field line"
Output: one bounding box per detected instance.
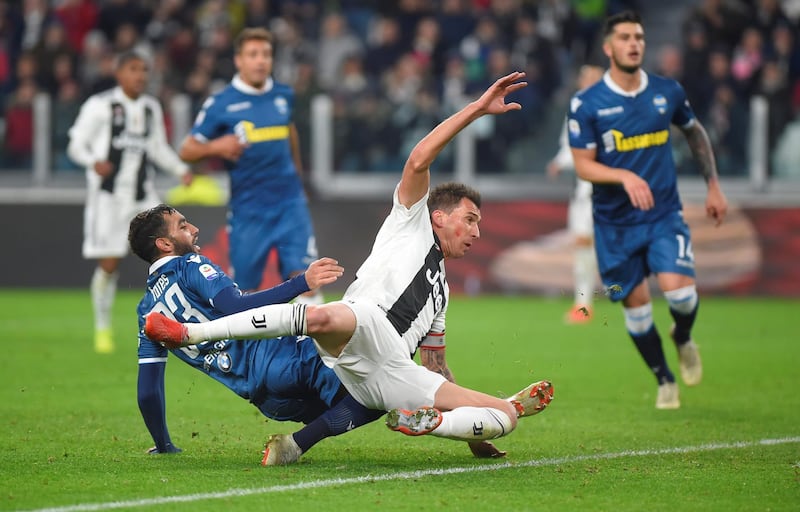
[24,436,800,512]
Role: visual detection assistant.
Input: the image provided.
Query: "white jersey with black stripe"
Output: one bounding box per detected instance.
[67,86,188,200]
[343,185,448,357]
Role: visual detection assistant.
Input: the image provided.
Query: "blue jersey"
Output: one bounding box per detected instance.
[190,76,303,214]
[568,71,695,226]
[136,254,339,421]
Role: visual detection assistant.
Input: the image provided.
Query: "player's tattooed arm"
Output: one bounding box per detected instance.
[682,122,719,183]
[419,347,455,382]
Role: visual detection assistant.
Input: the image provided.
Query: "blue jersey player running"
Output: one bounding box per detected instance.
[179,27,320,299]
[129,204,383,465]
[568,11,728,409]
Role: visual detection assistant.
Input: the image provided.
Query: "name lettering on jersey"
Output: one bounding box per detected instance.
[234,120,289,143]
[149,274,171,301]
[602,129,669,153]
[226,101,252,112]
[111,132,147,153]
[597,106,624,117]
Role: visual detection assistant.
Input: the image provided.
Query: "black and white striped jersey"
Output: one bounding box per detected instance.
[67,86,188,200]
[343,186,448,357]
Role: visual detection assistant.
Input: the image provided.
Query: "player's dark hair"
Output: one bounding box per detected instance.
[129,204,177,263]
[234,27,273,54]
[603,10,642,38]
[429,182,482,213]
[114,50,147,71]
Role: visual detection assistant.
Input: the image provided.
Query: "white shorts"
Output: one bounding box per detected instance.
[568,178,594,239]
[83,188,159,259]
[319,300,447,411]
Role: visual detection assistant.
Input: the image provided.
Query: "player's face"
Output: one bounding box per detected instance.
[115,58,149,99]
[435,198,481,259]
[604,22,645,74]
[235,39,273,88]
[163,211,200,256]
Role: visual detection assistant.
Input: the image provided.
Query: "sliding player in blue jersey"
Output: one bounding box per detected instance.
[568,11,728,409]
[129,204,383,465]
[179,28,321,302]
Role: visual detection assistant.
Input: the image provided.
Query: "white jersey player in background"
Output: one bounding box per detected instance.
[145,71,553,459]
[68,51,193,354]
[546,65,604,324]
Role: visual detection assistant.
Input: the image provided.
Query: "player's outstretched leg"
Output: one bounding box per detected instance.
[507,380,554,417]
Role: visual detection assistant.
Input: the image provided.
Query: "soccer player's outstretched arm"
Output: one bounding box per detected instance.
[397,71,527,208]
[137,362,181,454]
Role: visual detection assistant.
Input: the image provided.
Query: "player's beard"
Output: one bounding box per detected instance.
[611,52,640,75]
[169,236,199,256]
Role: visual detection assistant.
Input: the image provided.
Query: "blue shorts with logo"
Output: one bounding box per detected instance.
[594,211,695,302]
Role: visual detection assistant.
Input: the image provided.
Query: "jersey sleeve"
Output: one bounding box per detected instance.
[190,95,225,142]
[671,81,696,129]
[180,254,238,309]
[67,95,104,167]
[567,93,597,150]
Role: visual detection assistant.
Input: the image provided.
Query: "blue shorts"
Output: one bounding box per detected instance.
[251,336,342,424]
[594,211,695,302]
[228,197,318,290]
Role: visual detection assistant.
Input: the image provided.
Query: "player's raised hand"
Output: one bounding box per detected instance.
[304,257,344,290]
[475,71,527,115]
[621,170,655,210]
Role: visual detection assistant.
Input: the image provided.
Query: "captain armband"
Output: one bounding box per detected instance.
[419,332,445,350]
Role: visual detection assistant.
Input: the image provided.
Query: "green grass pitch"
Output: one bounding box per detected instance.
[1,290,798,511]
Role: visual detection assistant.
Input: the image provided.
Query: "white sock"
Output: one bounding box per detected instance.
[91,267,118,331]
[429,407,514,441]
[574,246,597,306]
[187,303,307,343]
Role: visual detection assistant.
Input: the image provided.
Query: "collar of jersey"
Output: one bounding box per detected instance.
[149,255,180,275]
[602,69,648,98]
[232,74,274,95]
[113,86,142,103]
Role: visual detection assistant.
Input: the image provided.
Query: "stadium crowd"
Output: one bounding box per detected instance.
[1,0,800,177]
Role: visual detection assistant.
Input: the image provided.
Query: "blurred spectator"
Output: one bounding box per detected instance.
[683,0,750,51]
[21,0,54,51]
[756,58,793,158]
[96,0,150,45]
[315,12,363,91]
[706,83,749,176]
[655,43,683,81]
[32,21,76,95]
[53,0,98,54]
[459,15,502,85]
[436,0,475,54]
[410,16,446,76]
[731,27,765,97]
[681,23,711,112]
[510,15,560,102]
[271,17,316,85]
[364,16,407,80]
[751,0,791,39]
[3,78,36,169]
[51,78,82,171]
[570,0,607,63]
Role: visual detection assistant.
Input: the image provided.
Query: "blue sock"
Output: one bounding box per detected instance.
[292,395,384,453]
[669,303,698,345]
[630,326,675,384]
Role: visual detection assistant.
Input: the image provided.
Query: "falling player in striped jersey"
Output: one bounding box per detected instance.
[145,72,554,458]
[68,51,193,354]
[568,11,728,409]
[130,205,383,464]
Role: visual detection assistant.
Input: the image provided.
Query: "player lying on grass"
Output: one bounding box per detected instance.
[130,204,384,465]
[145,71,554,449]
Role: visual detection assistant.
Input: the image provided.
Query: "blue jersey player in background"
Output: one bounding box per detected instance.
[129,204,383,465]
[568,11,728,410]
[179,27,321,302]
